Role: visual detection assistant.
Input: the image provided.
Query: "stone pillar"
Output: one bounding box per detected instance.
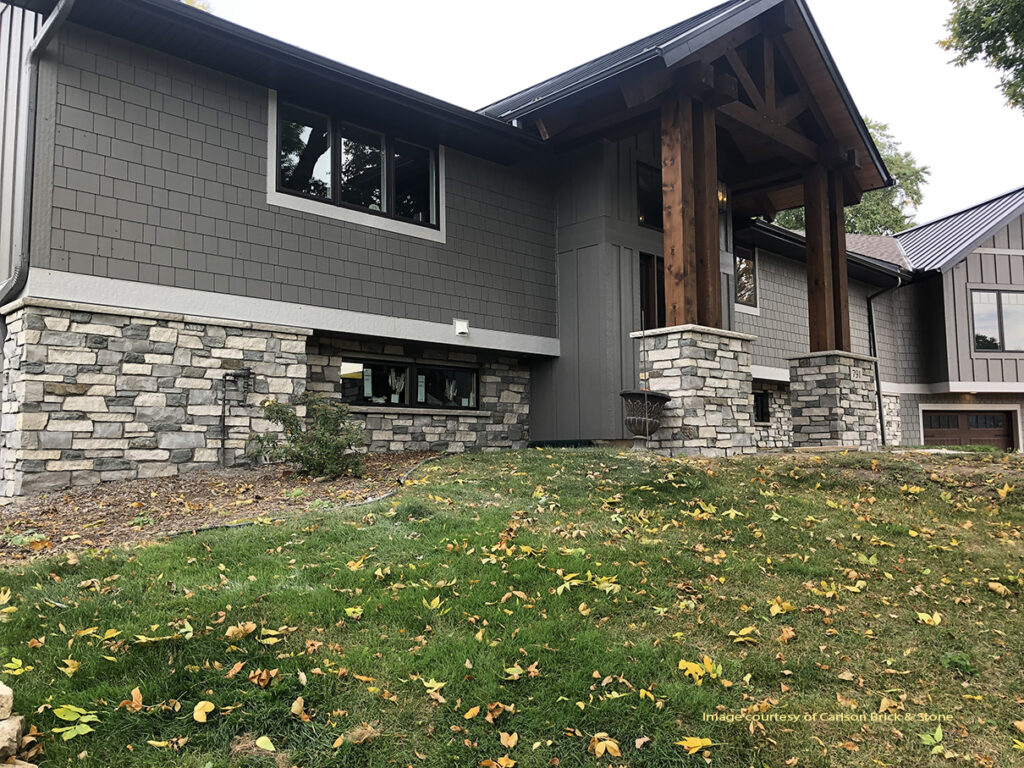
[629,324,756,457]
[789,351,879,449]
[881,392,902,446]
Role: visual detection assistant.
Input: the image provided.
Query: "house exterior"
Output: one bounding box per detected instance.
[0,0,1019,496]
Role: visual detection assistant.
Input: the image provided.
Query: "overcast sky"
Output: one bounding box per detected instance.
[206,0,1024,225]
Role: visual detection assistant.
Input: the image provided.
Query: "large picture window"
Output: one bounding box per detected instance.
[972,290,1024,351]
[277,100,438,227]
[338,360,477,409]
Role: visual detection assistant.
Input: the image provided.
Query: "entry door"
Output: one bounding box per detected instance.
[922,410,1015,450]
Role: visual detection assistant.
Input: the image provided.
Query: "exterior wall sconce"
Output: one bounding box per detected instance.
[454,318,470,336]
[717,181,729,212]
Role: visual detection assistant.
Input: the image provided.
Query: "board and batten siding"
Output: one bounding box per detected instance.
[0,5,41,284]
[34,23,557,339]
[944,212,1024,384]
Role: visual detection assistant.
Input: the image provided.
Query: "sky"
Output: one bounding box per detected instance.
[204,0,1024,225]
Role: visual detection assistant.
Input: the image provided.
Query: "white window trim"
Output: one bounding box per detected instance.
[266,90,447,244]
[734,246,760,316]
[918,402,1022,453]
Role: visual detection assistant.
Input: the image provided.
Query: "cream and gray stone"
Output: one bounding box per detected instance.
[753,380,792,450]
[630,325,756,457]
[789,351,879,449]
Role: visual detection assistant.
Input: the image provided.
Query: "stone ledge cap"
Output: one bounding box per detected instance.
[1,297,313,337]
[787,350,877,364]
[629,324,756,341]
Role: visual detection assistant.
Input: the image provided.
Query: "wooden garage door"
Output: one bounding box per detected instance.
[922,411,1014,450]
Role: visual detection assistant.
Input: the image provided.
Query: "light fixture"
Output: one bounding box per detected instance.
[453,318,469,337]
[717,181,729,212]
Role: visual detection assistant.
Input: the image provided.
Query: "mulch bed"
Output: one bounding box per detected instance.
[0,451,438,565]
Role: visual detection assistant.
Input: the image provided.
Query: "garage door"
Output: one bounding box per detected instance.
[922,410,1015,450]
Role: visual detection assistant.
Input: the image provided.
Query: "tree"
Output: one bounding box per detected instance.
[942,0,1024,111]
[182,0,212,10]
[774,119,929,236]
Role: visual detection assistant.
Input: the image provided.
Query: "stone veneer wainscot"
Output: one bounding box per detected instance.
[305,335,530,452]
[630,324,756,457]
[0,299,309,496]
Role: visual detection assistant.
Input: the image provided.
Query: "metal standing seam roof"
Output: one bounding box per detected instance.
[894,184,1024,272]
[478,0,757,119]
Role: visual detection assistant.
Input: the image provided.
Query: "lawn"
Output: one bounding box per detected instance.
[1,448,1022,767]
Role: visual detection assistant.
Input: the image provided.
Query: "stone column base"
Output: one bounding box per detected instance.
[789,350,879,450]
[629,324,756,458]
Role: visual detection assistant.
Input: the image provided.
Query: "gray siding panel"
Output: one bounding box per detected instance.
[42,24,557,338]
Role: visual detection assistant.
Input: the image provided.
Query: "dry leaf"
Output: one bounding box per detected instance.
[777,626,796,644]
[119,687,143,713]
[500,732,518,749]
[635,735,651,750]
[464,705,481,720]
[193,700,215,723]
[988,581,1012,597]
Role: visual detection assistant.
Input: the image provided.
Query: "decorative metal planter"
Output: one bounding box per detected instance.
[620,389,670,437]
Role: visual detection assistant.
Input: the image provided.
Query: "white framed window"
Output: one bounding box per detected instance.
[734,245,759,315]
[266,90,446,244]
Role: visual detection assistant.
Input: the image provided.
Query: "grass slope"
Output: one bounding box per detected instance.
[1,448,1022,767]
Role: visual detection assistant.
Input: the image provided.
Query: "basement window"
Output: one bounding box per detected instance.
[753,391,771,424]
[337,360,478,410]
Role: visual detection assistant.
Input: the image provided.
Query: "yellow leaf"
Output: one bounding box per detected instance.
[224,622,256,640]
[497,757,516,768]
[146,740,169,748]
[255,736,275,752]
[464,705,481,720]
[988,581,1012,597]
[291,696,305,717]
[500,732,518,749]
[59,658,80,678]
[1014,720,1024,735]
[676,736,714,755]
[193,700,215,723]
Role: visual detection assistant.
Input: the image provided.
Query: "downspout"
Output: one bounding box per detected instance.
[867,275,903,446]
[0,0,78,318]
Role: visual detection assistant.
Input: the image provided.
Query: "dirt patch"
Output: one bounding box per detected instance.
[0,451,437,564]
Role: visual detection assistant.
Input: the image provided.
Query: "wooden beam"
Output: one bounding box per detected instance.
[661,95,698,326]
[828,169,851,352]
[717,101,818,160]
[762,38,776,114]
[693,100,721,328]
[803,165,835,352]
[710,73,739,105]
[775,93,807,126]
[725,49,765,111]
[621,69,674,109]
[534,111,576,141]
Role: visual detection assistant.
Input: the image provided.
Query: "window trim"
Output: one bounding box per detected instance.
[336,357,480,411]
[266,90,447,244]
[734,246,760,316]
[971,288,1024,353]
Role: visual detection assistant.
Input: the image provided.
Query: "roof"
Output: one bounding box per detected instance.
[3,0,544,163]
[743,221,911,285]
[479,0,754,119]
[844,233,910,270]
[894,184,1024,272]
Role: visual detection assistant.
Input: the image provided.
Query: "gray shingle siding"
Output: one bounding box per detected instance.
[42,24,557,338]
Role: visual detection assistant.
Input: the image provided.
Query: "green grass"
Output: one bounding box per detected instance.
[1,448,1023,767]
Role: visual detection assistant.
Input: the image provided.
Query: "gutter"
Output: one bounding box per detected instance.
[866,275,903,446]
[0,0,77,312]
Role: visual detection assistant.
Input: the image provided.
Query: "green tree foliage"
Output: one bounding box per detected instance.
[942,0,1024,110]
[774,119,929,235]
[248,393,363,478]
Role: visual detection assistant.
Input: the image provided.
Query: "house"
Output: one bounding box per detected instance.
[0,0,1019,496]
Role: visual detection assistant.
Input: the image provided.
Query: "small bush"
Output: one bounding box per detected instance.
[248,393,363,478]
[939,650,977,677]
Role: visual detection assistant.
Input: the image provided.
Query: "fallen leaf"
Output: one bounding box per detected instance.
[193,701,215,723]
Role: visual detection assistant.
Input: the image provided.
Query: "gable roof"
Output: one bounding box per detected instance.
[478,0,890,195]
[894,184,1024,272]
[479,0,754,120]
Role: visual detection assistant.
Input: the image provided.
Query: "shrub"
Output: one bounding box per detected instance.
[248,393,363,477]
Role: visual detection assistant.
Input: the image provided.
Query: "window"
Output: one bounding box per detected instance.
[972,290,1024,351]
[637,162,663,230]
[277,100,438,228]
[337,360,477,410]
[639,252,666,330]
[735,246,757,308]
[753,391,771,423]
[969,413,1005,430]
